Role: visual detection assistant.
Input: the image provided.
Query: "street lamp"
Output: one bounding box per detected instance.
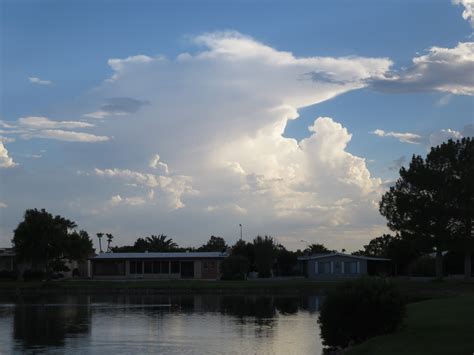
[239,224,243,240]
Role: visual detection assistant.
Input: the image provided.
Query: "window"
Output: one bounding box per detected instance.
[346,262,358,274]
[171,261,180,273]
[144,261,153,274]
[161,261,169,273]
[203,261,216,270]
[153,261,161,274]
[130,261,136,274]
[318,262,331,274]
[136,261,143,274]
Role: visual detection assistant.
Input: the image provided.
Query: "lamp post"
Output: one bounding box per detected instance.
[239,224,243,240]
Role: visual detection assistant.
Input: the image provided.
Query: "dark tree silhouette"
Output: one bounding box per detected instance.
[198,236,228,252]
[253,236,277,278]
[113,234,179,252]
[145,234,178,251]
[380,138,474,279]
[12,209,93,277]
[304,243,332,255]
[106,233,114,252]
[430,138,474,279]
[96,233,104,253]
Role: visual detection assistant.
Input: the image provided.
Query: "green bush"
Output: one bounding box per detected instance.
[0,270,18,280]
[23,269,45,281]
[409,256,435,276]
[318,278,405,348]
[221,255,250,280]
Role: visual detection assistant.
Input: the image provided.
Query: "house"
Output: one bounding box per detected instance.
[90,251,228,280]
[0,248,15,271]
[298,252,391,279]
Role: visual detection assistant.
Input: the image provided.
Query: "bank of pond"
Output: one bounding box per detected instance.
[0,278,473,354]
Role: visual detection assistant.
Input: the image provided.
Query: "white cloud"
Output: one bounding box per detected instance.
[94,164,196,210]
[0,142,17,168]
[0,136,15,143]
[429,128,463,147]
[18,116,94,129]
[28,76,52,85]
[2,31,399,249]
[65,31,394,246]
[23,129,109,142]
[453,0,474,27]
[370,42,474,95]
[24,154,42,159]
[0,202,7,208]
[371,129,423,144]
[149,154,169,174]
[108,194,146,207]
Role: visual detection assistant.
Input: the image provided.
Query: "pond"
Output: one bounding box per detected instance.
[0,294,324,354]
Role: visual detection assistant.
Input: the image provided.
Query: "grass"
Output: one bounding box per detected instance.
[0,278,339,294]
[0,278,473,297]
[346,295,474,355]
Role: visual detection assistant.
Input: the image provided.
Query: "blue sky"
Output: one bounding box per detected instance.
[1,0,473,251]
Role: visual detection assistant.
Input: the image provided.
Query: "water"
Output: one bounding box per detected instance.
[0,294,324,354]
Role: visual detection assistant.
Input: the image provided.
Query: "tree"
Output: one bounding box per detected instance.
[106,233,114,252]
[253,235,277,278]
[356,234,395,258]
[430,138,474,279]
[145,234,178,251]
[112,234,179,252]
[354,234,420,276]
[67,230,94,261]
[275,245,297,276]
[380,139,474,279]
[96,233,104,253]
[304,243,332,255]
[198,236,228,252]
[12,209,94,277]
[220,255,250,280]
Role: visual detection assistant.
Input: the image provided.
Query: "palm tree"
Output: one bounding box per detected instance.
[145,234,178,252]
[106,233,114,252]
[96,233,104,253]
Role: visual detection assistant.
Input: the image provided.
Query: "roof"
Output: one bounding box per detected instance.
[0,248,15,256]
[297,252,390,261]
[90,251,228,260]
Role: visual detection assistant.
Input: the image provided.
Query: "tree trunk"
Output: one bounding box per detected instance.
[464,251,472,280]
[435,249,443,280]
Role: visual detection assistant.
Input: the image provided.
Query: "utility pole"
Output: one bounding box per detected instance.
[239,224,243,240]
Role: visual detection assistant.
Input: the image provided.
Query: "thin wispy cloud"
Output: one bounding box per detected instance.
[28,76,52,85]
[371,129,423,144]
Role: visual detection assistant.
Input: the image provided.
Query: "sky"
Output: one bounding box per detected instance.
[0,0,473,252]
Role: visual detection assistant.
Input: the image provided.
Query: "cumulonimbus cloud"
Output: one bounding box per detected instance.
[0,142,16,168]
[75,31,391,248]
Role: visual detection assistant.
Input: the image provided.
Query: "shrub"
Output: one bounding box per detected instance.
[318,277,405,348]
[409,256,436,276]
[23,269,45,281]
[221,255,250,280]
[0,270,18,280]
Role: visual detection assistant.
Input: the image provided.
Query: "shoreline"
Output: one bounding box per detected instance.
[1,278,473,298]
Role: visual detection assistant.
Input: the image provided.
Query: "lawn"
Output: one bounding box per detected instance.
[1,278,473,297]
[347,295,474,355]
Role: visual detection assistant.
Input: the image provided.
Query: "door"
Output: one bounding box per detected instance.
[180,261,194,278]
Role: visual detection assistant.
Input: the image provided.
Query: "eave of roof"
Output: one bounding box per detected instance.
[90,252,229,260]
[297,252,390,261]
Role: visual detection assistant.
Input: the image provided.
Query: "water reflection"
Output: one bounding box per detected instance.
[0,293,324,354]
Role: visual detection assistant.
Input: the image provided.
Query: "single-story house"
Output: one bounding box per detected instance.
[298,252,391,279]
[0,248,15,271]
[90,251,228,280]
